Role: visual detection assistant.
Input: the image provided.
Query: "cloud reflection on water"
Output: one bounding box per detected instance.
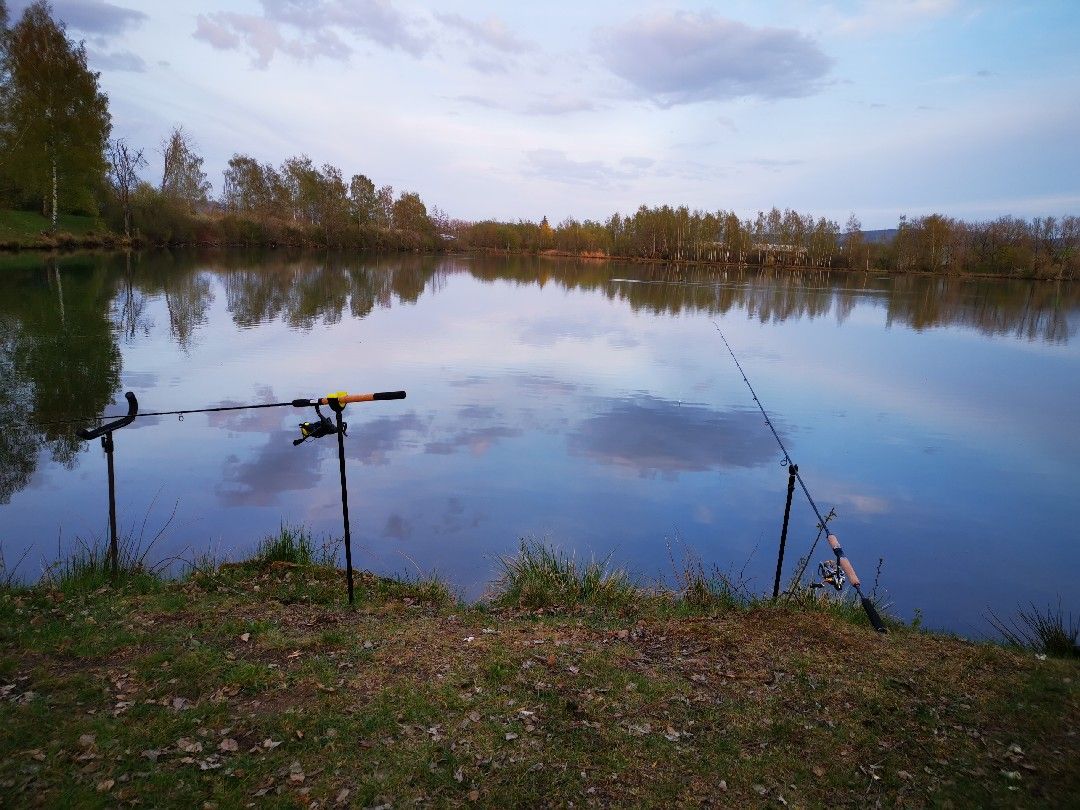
[570,396,781,477]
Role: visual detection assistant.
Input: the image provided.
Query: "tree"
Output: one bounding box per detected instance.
[375,185,394,229]
[222,153,267,215]
[391,191,434,248]
[0,0,110,229]
[844,213,867,271]
[108,138,146,237]
[348,173,376,228]
[160,125,210,210]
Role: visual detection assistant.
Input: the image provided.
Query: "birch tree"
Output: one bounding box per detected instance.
[0,1,110,229]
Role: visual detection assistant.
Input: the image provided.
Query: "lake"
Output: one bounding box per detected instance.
[1,250,1077,637]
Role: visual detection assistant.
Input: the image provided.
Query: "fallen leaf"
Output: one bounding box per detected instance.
[79,734,96,748]
[335,788,350,805]
[218,738,238,753]
[289,761,305,783]
[504,733,518,741]
[96,779,114,793]
[178,738,203,754]
[240,633,250,642]
[262,739,282,749]
[468,790,480,801]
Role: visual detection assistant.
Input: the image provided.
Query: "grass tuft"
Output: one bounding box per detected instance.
[39,534,162,594]
[988,600,1079,658]
[670,549,751,612]
[491,539,638,610]
[251,523,317,566]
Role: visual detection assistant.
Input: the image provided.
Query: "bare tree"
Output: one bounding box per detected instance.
[109,138,145,238]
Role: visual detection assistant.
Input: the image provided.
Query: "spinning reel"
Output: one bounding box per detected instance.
[293,401,347,445]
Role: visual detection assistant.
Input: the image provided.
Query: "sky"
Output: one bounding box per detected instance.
[8,0,1080,227]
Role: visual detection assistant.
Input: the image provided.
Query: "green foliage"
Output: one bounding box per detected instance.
[0,1,110,222]
[39,534,161,595]
[988,600,1079,659]
[0,209,103,239]
[250,523,317,566]
[492,539,638,610]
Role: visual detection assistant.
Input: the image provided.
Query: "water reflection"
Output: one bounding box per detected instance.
[570,398,779,476]
[0,256,121,502]
[0,250,1076,639]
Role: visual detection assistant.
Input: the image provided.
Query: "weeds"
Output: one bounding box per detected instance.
[369,570,454,607]
[251,523,318,566]
[492,539,638,610]
[987,600,1079,658]
[39,533,160,594]
[668,547,748,611]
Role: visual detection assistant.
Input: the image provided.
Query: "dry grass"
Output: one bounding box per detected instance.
[1,558,1076,808]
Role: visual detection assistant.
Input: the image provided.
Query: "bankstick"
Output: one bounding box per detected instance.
[713,324,887,633]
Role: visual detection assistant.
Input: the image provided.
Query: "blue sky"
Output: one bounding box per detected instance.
[11,0,1080,227]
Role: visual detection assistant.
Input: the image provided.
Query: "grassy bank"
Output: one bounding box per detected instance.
[1,536,1077,807]
[0,210,129,251]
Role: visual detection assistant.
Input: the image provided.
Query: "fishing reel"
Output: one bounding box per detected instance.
[293,403,347,446]
[811,559,846,592]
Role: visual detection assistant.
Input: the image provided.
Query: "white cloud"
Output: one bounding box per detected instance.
[6,0,147,36]
[192,0,429,68]
[595,11,833,106]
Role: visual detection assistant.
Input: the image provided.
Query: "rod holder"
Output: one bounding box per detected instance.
[78,392,139,576]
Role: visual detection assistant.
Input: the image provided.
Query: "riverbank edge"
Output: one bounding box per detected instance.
[1,537,1076,806]
[5,239,1076,284]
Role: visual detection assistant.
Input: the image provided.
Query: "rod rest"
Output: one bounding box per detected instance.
[77,392,139,440]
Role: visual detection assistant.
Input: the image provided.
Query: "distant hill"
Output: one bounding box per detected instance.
[857,228,898,244]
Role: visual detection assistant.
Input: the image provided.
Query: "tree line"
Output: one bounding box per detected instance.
[0,1,441,251]
[452,208,1079,278]
[0,1,1077,278]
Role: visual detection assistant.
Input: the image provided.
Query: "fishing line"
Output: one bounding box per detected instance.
[713,322,887,632]
[37,399,318,427]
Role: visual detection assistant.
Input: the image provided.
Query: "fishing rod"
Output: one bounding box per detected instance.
[713,324,887,633]
[75,388,407,605]
[48,392,408,426]
[289,391,407,605]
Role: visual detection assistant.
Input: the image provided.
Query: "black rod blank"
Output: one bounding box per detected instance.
[772,464,798,599]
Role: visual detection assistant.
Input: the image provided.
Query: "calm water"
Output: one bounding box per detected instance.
[1,251,1077,636]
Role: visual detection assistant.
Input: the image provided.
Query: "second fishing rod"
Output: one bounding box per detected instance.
[714,323,887,633]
